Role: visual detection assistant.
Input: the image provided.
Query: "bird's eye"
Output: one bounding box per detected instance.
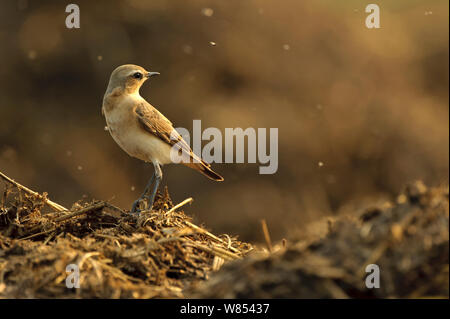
[133,72,143,79]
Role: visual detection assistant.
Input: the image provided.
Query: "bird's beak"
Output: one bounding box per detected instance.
[146,71,160,78]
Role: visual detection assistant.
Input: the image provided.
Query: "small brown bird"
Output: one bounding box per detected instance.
[102,64,223,214]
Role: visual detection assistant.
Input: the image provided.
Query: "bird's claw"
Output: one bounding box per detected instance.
[130,199,144,215]
[130,179,159,215]
[130,197,156,215]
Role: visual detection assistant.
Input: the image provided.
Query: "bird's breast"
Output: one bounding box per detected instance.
[104,101,138,150]
[103,97,173,165]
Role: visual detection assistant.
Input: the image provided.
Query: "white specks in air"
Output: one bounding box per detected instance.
[201,8,214,17]
[182,45,193,54]
[28,50,37,60]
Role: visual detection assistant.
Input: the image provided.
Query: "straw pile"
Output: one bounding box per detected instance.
[0,171,252,298]
[188,182,449,298]
[1,170,448,299]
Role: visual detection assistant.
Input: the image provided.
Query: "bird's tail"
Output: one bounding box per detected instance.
[183,161,224,181]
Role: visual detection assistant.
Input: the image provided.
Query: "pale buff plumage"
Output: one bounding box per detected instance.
[102,64,223,213]
[103,89,173,165]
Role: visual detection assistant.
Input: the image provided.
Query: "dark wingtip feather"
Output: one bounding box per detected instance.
[202,165,224,181]
[183,162,224,181]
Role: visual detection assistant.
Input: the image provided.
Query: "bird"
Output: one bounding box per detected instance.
[102,64,223,214]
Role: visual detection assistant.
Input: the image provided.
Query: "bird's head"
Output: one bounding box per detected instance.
[106,64,160,94]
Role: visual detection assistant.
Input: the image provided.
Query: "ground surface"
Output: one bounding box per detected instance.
[0,183,251,298]
[0,176,448,298]
[189,182,449,298]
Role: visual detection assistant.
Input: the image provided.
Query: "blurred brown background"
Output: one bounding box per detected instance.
[0,0,448,242]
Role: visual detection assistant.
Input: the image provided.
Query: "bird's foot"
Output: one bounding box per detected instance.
[130,184,161,215]
[130,198,145,215]
[130,197,157,215]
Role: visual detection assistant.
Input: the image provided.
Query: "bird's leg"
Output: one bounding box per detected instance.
[130,171,155,214]
[145,163,162,212]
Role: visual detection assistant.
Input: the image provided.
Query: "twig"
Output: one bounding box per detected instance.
[0,170,67,212]
[165,197,193,215]
[212,256,225,271]
[43,231,56,245]
[104,202,127,215]
[184,220,240,254]
[261,219,273,253]
[19,229,55,240]
[52,202,106,222]
[187,242,241,261]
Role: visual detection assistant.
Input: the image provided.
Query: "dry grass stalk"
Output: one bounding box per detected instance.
[261,219,273,253]
[0,170,67,212]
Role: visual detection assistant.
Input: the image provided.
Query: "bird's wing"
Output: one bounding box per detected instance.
[134,101,208,165]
